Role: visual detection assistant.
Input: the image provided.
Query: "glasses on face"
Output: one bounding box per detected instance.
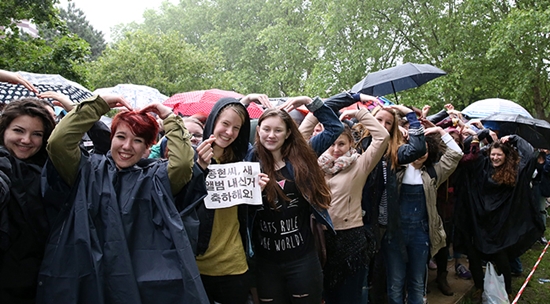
[187,133,203,140]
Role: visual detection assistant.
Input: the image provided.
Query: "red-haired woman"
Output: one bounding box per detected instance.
[39,95,209,303]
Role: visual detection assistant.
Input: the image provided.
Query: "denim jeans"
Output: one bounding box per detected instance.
[255,251,323,303]
[384,184,429,304]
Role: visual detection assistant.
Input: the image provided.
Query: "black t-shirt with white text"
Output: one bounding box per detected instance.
[253,165,314,261]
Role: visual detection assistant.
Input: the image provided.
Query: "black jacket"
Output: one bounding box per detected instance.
[0,147,49,304]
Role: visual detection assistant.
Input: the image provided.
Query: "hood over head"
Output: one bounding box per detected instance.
[202,97,251,162]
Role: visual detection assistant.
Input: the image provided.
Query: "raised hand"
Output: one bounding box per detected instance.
[0,70,38,93]
[241,93,272,109]
[38,91,73,111]
[279,96,312,113]
[196,135,215,170]
[339,109,359,121]
[139,103,173,119]
[258,173,269,191]
[100,94,133,111]
[421,105,431,118]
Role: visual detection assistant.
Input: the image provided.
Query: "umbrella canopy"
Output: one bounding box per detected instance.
[165,89,264,119]
[462,98,532,119]
[93,84,168,110]
[0,71,93,103]
[481,113,550,149]
[351,62,447,100]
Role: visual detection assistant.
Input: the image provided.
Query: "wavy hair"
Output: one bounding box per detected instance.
[254,108,331,210]
[0,98,56,160]
[353,106,403,169]
[490,140,519,186]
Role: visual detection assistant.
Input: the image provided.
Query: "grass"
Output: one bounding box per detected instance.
[460,220,550,303]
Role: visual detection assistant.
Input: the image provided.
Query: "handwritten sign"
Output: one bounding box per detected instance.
[204,162,262,209]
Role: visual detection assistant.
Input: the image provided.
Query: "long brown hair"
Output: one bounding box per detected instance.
[490,140,519,186]
[254,109,331,210]
[354,106,403,169]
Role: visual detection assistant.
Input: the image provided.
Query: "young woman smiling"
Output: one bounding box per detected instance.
[0,98,55,303]
[248,96,342,304]
[40,94,209,303]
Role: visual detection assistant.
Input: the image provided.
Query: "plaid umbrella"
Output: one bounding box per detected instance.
[93,84,168,110]
[165,89,264,119]
[0,71,93,104]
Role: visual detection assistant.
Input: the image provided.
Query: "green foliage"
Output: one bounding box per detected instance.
[58,2,106,60]
[87,30,231,95]
[0,0,60,31]
[85,0,550,120]
[0,0,91,87]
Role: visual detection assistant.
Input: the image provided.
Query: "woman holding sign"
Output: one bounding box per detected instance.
[195,94,271,304]
[247,96,343,304]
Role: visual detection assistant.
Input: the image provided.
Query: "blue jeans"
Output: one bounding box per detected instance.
[384,184,429,304]
[255,251,323,303]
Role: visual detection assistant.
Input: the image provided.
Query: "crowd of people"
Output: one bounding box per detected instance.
[0,69,548,304]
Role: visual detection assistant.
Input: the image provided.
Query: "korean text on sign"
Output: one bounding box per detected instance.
[204,162,262,209]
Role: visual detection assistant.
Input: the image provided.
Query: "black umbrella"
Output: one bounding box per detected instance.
[351,62,447,101]
[481,113,550,149]
[0,71,93,104]
[0,83,93,104]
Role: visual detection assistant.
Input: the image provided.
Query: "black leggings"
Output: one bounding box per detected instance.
[464,242,512,294]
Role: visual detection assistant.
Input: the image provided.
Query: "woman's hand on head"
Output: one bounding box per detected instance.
[279,96,312,113]
[241,93,272,109]
[420,117,436,129]
[258,173,269,191]
[100,94,132,111]
[139,103,173,119]
[339,109,359,121]
[38,91,73,111]
[387,104,413,115]
[196,135,215,170]
[424,126,444,136]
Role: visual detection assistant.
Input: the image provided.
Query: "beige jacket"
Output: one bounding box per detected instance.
[300,108,389,230]
[396,141,463,257]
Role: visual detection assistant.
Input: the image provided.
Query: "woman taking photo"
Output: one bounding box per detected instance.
[39,94,209,303]
[0,98,55,303]
[248,95,342,303]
